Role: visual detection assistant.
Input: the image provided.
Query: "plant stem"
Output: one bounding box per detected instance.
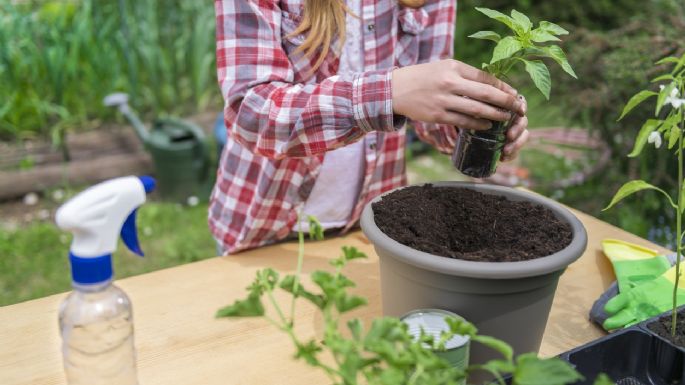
[290,213,306,322]
[673,96,684,337]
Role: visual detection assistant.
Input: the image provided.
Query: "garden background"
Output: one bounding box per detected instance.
[1,0,684,306]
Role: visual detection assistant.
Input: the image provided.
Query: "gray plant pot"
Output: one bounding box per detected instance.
[360,181,588,367]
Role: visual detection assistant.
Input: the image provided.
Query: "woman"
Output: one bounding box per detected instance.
[211,0,529,254]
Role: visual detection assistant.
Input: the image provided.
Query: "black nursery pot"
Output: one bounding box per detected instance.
[451,119,510,178]
[561,328,685,385]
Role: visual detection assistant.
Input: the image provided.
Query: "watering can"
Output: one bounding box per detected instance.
[104,93,210,202]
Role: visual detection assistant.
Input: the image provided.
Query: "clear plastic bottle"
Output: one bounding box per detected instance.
[59,281,138,385]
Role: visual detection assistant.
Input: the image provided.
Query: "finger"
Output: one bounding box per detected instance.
[455,61,518,96]
[454,79,524,116]
[501,129,530,161]
[506,116,528,142]
[604,292,629,315]
[438,111,492,131]
[445,95,512,122]
[603,308,635,330]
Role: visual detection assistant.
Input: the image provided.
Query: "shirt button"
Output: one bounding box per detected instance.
[367,24,375,32]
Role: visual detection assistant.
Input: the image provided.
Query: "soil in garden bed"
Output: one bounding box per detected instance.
[372,185,572,262]
[647,313,685,348]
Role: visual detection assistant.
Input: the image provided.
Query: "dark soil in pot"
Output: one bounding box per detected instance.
[647,312,685,348]
[371,184,572,262]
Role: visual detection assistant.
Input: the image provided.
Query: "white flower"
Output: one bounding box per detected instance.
[23,192,39,206]
[662,84,685,109]
[186,196,199,207]
[648,131,663,149]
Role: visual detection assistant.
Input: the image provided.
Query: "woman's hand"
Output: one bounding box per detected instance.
[501,96,529,162]
[391,59,525,130]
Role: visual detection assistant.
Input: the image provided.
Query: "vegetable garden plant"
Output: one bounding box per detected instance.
[605,51,685,337]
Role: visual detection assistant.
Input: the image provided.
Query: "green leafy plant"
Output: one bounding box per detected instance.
[605,52,685,336]
[469,7,577,99]
[216,216,610,384]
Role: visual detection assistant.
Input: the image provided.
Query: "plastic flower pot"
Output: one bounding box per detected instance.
[451,120,509,178]
[360,181,587,366]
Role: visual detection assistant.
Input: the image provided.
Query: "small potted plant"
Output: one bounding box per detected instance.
[360,9,585,366]
[217,217,610,385]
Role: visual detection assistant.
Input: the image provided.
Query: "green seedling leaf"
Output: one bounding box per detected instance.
[542,46,577,79]
[604,180,676,211]
[280,275,326,308]
[530,29,561,43]
[618,90,658,121]
[468,31,502,42]
[472,335,513,361]
[475,7,515,30]
[628,119,661,157]
[656,56,680,65]
[651,74,675,83]
[593,373,615,385]
[538,21,569,35]
[510,10,532,34]
[491,36,523,64]
[335,294,367,313]
[342,246,367,261]
[513,353,584,385]
[348,319,364,341]
[307,215,324,241]
[445,317,478,337]
[216,292,265,317]
[295,339,323,366]
[522,59,551,99]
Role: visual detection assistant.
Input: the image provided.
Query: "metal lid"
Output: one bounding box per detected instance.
[401,309,470,349]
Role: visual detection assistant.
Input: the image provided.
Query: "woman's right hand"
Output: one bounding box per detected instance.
[391,59,525,130]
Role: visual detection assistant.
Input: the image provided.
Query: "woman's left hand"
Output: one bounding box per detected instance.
[501,96,529,162]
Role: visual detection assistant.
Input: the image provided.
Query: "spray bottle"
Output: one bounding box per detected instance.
[56,175,155,385]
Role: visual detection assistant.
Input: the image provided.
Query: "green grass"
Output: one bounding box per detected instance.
[0,201,216,306]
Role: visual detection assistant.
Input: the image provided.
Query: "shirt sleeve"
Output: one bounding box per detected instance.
[215,0,398,160]
[411,0,459,154]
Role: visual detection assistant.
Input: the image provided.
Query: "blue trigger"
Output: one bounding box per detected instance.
[121,209,144,257]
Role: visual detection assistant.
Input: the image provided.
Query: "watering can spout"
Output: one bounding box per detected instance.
[103,93,150,143]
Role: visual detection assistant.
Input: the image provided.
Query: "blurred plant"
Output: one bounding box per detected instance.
[0,0,219,155]
[216,216,609,385]
[604,52,685,336]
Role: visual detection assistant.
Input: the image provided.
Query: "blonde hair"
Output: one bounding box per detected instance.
[289,0,349,72]
[290,0,424,72]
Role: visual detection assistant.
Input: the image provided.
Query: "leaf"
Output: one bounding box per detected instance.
[628,119,661,157]
[656,56,680,65]
[468,30,502,42]
[342,246,367,261]
[475,7,515,30]
[541,46,577,79]
[510,10,532,34]
[657,82,676,115]
[530,29,561,43]
[472,335,513,361]
[618,90,658,121]
[593,373,615,385]
[280,275,326,308]
[651,74,675,83]
[336,294,367,313]
[603,180,676,211]
[668,123,680,149]
[307,215,324,241]
[521,59,551,100]
[491,36,523,64]
[216,293,265,317]
[538,21,569,36]
[513,353,583,385]
[348,319,363,341]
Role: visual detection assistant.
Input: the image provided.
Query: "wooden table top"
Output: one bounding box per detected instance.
[0,208,669,385]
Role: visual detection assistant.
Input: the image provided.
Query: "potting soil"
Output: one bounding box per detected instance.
[647,313,685,348]
[372,184,572,262]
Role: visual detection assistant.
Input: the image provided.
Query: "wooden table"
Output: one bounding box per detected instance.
[0,209,669,385]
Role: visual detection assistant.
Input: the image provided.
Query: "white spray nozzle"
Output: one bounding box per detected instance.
[56,176,153,258]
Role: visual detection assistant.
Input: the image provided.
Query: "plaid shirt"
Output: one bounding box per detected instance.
[211,0,457,253]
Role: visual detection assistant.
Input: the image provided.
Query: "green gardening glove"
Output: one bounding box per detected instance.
[602,239,671,293]
[603,265,685,329]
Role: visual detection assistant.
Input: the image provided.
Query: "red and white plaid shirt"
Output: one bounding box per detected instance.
[210,0,457,254]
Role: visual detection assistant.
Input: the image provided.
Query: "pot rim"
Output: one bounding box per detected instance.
[360,181,588,279]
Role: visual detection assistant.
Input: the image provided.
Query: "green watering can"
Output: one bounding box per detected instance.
[104,93,210,202]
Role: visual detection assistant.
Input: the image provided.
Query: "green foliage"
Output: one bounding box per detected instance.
[606,51,685,336]
[217,217,591,385]
[0,0,219,147]
[471,8,576,99]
